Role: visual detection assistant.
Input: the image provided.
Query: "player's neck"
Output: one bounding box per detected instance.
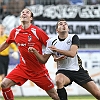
[21,23,31,29]
[59,32,68,39]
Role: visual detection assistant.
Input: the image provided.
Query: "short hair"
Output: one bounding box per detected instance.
[55,18,66,29]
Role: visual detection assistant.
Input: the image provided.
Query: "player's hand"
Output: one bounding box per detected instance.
[53,55,67,62]
[28,47,37,53]
[49,45,57,52]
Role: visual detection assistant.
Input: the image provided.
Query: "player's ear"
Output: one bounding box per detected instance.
[30,16,33,22]
[56,29,58,33]
[31,17,33,20]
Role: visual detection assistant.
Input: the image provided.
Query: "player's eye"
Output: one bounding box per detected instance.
[26,11,29,13]
[64,22,67,25]
[64,23,67,25]
[58,23,63,25]
[21,11,24,14]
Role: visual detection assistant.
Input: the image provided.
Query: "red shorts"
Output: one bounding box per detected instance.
[6,64,54,91]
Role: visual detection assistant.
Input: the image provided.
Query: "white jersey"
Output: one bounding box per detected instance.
[45,34,82,71]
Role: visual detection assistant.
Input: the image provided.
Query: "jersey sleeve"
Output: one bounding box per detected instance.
[36,27,49,46]
[6,29,16,44]
[72,35,80,47]
[44,38,54,54]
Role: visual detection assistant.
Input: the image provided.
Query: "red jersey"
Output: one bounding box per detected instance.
[6,24,49,73]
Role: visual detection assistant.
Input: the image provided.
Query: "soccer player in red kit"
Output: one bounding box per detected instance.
[0,8,60,100]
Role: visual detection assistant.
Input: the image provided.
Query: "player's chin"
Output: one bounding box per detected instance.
[21,19,28,22]
[61,30,67,34]
[21,20,26,23]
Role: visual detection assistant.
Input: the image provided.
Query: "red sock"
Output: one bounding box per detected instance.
[2,88,14,100]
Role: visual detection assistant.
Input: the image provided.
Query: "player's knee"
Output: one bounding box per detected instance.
[0,79,11,89]
[1,81,7,88]
[94,91,100,99]
[56,79,63,87]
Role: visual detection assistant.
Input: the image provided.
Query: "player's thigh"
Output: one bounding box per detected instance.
[5,66,28,86]
[82,81,100,95]
[56,73,71,85]
[30,71,54,91]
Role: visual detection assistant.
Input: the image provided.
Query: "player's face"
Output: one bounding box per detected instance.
[56,21,69,33]
[20,9,33,23]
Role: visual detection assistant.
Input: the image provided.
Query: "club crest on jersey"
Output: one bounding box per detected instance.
[67,39,71,45]
[28,35,32,42]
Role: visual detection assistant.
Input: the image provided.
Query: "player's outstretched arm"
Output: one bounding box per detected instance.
[28,47,51,64]
[0,41,9,52]
[49,45,78,58]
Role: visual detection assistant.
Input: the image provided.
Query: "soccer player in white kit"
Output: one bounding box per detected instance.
[29,18,100,100]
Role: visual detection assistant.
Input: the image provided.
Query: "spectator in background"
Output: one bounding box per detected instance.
[30,0,35,5]
[34,0,50,5]
[0,24,19,84]
[0,0,3,14]
[0,0,3,22]
[7,0,25,17]
[87,0,100,5]
[33,0,70,5]
[55,0,71,5]
[97,0,100,3]
[87,0,96,5]
[24,0,32,6]
[0,0,7,20]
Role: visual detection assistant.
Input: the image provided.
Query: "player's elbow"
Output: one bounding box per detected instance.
[69,53,76,58]
[70,55,75,58]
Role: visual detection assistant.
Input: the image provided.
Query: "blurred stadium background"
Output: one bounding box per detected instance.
[0,0,100,99]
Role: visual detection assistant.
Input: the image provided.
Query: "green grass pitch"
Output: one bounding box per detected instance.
[0,95,96,100]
